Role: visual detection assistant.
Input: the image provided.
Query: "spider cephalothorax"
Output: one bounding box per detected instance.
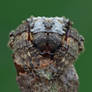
[8,16,84,92]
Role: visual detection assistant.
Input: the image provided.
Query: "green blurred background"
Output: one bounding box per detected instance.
[0,0,91,92]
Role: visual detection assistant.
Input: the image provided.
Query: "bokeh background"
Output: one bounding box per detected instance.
[0,0,91,92]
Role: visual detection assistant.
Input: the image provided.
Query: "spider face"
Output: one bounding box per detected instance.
[28,17,69,56]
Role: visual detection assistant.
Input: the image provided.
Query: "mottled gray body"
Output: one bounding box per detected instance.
[8,16,84,92]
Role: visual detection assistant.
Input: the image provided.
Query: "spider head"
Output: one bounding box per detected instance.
[27,17,70,56]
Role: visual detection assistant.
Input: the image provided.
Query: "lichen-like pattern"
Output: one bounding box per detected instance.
[8,16,84,92]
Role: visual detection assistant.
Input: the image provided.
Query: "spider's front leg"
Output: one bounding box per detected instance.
[59,65,79,92]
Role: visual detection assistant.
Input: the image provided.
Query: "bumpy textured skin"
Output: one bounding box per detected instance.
[8,16,84,92]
